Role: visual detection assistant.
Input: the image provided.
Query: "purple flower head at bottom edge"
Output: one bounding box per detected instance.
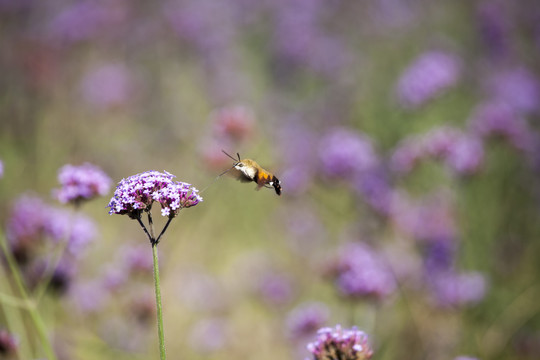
[306,325,373,360]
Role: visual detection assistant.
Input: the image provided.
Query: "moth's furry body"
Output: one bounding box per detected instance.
[222,151,282,196]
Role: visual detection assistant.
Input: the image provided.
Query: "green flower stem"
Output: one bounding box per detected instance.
[0,234,58,360]
[152,242,166,360]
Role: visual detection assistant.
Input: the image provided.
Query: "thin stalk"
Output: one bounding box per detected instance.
[0,234,58,360]
[136,216,153,244]
[147,211,156,240]
[152,242,166,360]
[155,218,173,245]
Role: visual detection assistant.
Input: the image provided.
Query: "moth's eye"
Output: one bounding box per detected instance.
[238,163,244,167]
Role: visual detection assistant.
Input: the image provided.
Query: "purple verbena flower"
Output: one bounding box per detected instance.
[108,171,202,219]
[353,169,394,215]
[476,1,511,59]
[6,195,50,263]
[286,302,329,340]
[429,271,488,308]
[390,191,456,243]
[47,0,127,44]
[0,329,19,355]
[469,102,537,153]
[396,51,461,108]
[486,67,540,114]
[445,134,484,175]
[54,163,112,205]
[272,0,349,76]
[331,242,396,301]
[319,128,378,179]
[306,325,373,360]
[389,138,423,174]
[6,194,97,266]
[390,127,484,175]
[43,208,97,256]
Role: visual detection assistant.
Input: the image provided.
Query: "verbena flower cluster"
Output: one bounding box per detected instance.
[108,171,202,219]
[54,163,112,205]
[7,194,97,259]
[306,325,373,360]
[6,194,97,294]
[396,51,461,108]
[319,128,378,179]
[330,242,396,301]
[391,126,484,175]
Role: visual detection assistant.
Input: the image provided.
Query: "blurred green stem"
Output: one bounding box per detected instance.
[0,234,58,360]
[152,242,166,360]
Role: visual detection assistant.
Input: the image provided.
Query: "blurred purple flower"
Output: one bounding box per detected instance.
[280,166,312,196]
[54,162,112,205]
[306,325,373,360]
[319,128,378,179]
[423,240,456,274]
[80,63,135,110]
[390,127,484,175]
[331,242,396,301]
[43,209,97,256]
[102,265,128,292]
[353,169,394,215]
[445,134,484,175]
[396,51,462,108]
[6,194,49,263]
[164,0,235,54]
[108,171,202,219]
[454,357,479,360]
[188,318,227,353]
[476,1,511,59]
[390,138,423,174]
[48,1,108,43]
[390,191,456,243]
[486,67,540,114]
[428,271,488,308]
[47,0,128,44]
[0,329,19,356]
[258,273,294,306]
[286,302,329,340]
[7,194,97,262]
[0,160,3,179]
[469,102,537,153]
[272,0,349,76]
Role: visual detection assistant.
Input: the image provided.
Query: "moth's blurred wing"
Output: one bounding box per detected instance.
[228,168,253,183]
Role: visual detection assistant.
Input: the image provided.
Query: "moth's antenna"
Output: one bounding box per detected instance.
[222,150,239,163]
[200,150,240,194]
